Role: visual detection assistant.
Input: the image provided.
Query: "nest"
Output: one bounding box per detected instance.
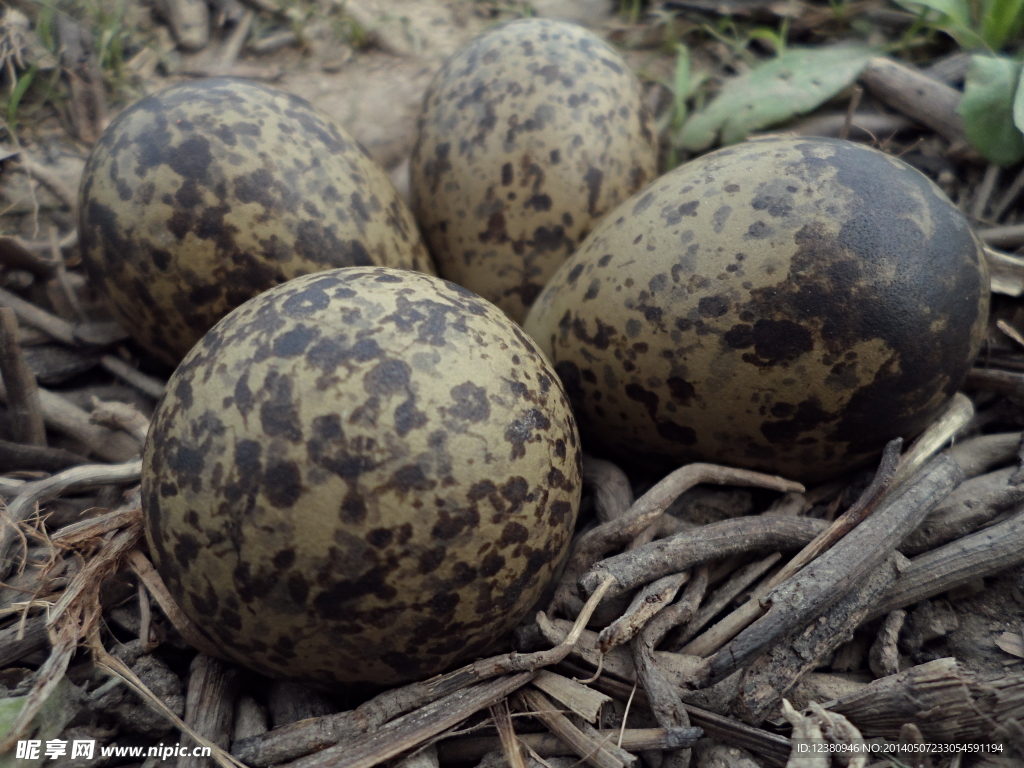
[2,391,1024,768]
[3,1,1024,766]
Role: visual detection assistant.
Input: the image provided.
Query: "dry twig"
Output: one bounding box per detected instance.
[0,460,142,578]
[518,688,638,768]
[578,516,826,600]
[598,572,690,653]
[232,579,616,767]
[828,658,1024,741]
[0,378,141,461]
[438,729,699,762]
[0,306,46,445]
[679,440,900,657]
[859,57,967,145]
[180,655,240,768]
[697,454,961,687]
[871,504,1024,617]
[574,465,803,599]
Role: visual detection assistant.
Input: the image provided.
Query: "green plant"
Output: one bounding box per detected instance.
[899,0,1024,50]
[898,0,1024,165]
[620,0,646,25]
[665,43,691,169]
[678,43,876,151]
[3,63,37,134]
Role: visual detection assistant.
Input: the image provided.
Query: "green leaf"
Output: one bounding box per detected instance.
[958,54,1024,166]
[679,45,874,152]
[0,677,81,768]
[981,0,1024,50]
[897,0,973,31]
[6,64,38,132]
[896,0,987,48]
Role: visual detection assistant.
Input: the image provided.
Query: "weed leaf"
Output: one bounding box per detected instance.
[959,54,1024,165]
[0,677,80,768]
[982,0,1024,51]
[6,64,38,133]
[679,45,874,152]
[897,0,974,35]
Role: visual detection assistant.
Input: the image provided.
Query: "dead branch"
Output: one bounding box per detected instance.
[631,628,695,768]
[868,609,905,679]
[55,13,108,143]
[551,456,633,616]
[532,670,610,723]
[284,673,536,768]
[52,501,142,548]
[576,670,791,767]
[828,658,1024,742]
[729,551,905,724]
[697,455,961,687]
[966,367,1024,401]
[518,688,634,768]
[180,655,240,768]
[0,307,46,445]
[871,504,1024,618]
[0,460,142,578]
[90,397,151,443]
[0,237,58,278]
[573,466,803,598]
[598,572,690,653]
[537,616,702,690]
[11,158,77,213]
[0,614,48,667]
[858,57,967,145]
[0,285,76,346]
[232,579,615,767]
[0,439,88,472]
[645,564,710,650]
[947,430,1023,478]
[891,394,971,486]
[578,516,826,600]
[669,555,779,651]
[902,466,1024,554]
[100,355,167,399]
[438,728,701,762]
[0,378,141,461]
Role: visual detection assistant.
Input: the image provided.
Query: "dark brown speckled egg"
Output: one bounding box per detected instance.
[524,136,990,482]
[410,18,658,323]
[142,267,581,686]
[79,78,434,366]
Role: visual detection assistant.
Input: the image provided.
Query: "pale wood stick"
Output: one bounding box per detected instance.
[180,656,240,768]
[0,286,76,345]
[518,688,630,768]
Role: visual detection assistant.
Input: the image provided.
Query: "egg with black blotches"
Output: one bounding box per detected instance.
[79,78,434,366]
[525,136,990,482]
[410,18,658,323]
[142,267,581,686]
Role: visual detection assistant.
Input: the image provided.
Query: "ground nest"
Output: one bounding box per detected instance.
[2,1,1024,767]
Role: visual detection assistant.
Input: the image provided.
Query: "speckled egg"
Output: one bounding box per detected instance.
[142,267,581,686]
[410,18,658,323]
[524,136,990,482]
[79,78,434,366]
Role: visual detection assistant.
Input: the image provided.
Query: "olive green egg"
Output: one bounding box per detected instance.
[524,136,990,482]
[79,78,435,366]
[410,18,658,323]
[142,267,581,686]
